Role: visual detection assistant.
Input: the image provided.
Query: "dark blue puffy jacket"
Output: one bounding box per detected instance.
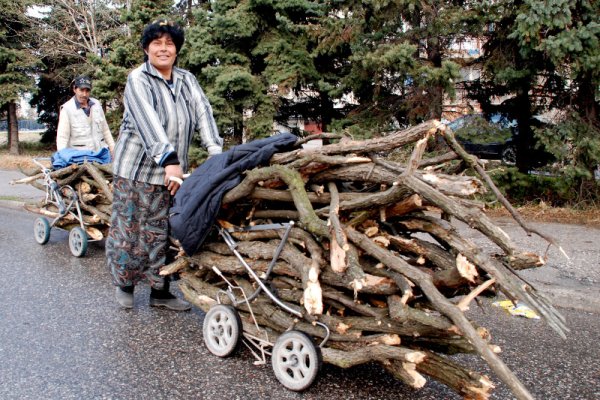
[169,133,298,255]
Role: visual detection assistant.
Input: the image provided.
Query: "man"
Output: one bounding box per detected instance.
[56,76,115,156]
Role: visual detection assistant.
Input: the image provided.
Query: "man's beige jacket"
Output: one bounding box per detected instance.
[56,97,114,152]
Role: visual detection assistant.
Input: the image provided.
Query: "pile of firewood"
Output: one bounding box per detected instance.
[162,121,568,400]
[12,121,568,399]
[13,161,113,240]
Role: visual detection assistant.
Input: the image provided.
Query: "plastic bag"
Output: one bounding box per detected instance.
[492,300,540,319]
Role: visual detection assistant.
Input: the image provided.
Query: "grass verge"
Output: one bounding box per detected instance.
[0,195,24,202]
[0,138,54,171]
[486,203,600,227]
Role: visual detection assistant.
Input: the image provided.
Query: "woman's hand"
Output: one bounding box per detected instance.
[164,164,184,195]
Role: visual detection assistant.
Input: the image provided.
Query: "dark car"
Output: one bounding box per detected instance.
[446,113,553,166]
[446,113,516,163]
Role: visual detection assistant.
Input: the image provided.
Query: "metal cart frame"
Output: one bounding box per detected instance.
[202,221,330,392]
[31,157,93,257]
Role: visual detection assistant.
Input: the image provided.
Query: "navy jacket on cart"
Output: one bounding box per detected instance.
[169,133,298,255]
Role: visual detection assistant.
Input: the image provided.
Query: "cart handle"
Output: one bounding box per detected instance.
[32,157,52,170]
[220,227,304,318]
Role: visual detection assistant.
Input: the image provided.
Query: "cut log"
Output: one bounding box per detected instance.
[416,351,495,400]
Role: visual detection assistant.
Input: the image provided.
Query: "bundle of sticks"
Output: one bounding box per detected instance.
[13,161,113,240]
[12,121,567,399]
[162,120,568,400]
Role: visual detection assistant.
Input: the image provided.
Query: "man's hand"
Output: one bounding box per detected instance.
[164,164,184,196]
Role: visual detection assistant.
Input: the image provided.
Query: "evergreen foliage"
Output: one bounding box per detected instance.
[468,0,599,174]
[13,0,600,204]
[181,0,324,143]
[318,1,468,135]
[0,0,39,106]
[93,0,175,132]
[0,0,40,154]
[29,70,72,143]
[511,0,600,181]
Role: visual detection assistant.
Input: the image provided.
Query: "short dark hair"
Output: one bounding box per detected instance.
[141,19,185,62]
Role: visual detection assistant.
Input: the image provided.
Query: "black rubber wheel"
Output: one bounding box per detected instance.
[69,227,88,257]
[271,330,322,391]
[203,304,242,357]
[33,217,51,245]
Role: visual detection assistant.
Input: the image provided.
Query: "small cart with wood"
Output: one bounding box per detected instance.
[31,158,94,256]
[17,158,114,257]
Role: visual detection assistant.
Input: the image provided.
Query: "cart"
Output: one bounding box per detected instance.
[202,221,331,392]
[31,157,95,257]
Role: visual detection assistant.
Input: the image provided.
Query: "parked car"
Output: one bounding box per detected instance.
[446,113,553,166]
[446,113,515,163]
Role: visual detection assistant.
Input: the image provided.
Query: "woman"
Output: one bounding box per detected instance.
[106,19,223,310]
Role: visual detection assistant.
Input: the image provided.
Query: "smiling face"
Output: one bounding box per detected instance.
[144,33,177,79]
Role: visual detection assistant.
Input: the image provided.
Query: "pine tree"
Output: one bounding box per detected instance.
[511,0,599,125]
[314,1,470,136]
[0,0,40,154]
[469,0,599,173]
[181,0,325,143]
[92,0,175,131]
[182,1,475,141]
[510,0,600,180]
[29,67,73,144]
[466,1,541,172]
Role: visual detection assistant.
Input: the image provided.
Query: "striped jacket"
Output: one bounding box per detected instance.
[113,61,223,185]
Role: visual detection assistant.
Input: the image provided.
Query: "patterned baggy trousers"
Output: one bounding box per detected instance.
[106,176,170,290]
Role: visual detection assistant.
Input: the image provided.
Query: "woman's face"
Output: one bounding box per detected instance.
[145,33,177,76]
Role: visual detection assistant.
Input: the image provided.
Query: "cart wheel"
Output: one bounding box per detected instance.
[271,330,322,391]
[69,227,88,257]
[203,304,242,357]
[33,217,51,245]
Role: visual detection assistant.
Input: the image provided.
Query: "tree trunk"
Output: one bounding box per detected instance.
[234,103,244,145]
[513,63,534,173]
[320,91,334,132]
[426,35,444,120]
[7,101,20,155]
[575,73,599,129]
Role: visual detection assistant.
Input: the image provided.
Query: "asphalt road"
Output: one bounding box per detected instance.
[0,205,599,400]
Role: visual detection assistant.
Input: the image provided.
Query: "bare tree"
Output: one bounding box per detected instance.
[31,0,122,64]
